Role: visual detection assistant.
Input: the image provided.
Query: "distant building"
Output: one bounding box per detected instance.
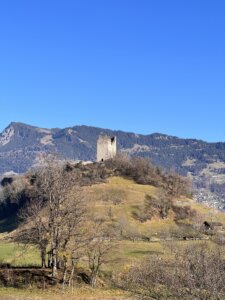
[97,134,117,162]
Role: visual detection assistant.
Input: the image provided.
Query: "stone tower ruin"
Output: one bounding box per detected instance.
[97,134,117,162]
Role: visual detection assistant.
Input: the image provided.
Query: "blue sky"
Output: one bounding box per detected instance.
[0,0,224,142]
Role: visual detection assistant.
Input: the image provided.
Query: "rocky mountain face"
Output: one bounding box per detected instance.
[1,122,225,208]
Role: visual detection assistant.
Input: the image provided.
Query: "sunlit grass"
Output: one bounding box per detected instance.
[0,286,132,300]
[0,241,40,267]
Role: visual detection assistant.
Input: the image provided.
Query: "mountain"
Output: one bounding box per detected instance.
[1,122,225,208]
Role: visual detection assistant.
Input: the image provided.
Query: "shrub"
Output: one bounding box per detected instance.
[172,205,197,221]
[121,243,225,300]
[133,191,172,222]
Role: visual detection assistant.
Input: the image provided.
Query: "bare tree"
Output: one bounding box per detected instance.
[58,187,87,287]
[145,190,172,219]
[133,189,172,223]
[86,217,116,288]
[32,156,82,276]
[162,171,192,198]
[15,155,87,279]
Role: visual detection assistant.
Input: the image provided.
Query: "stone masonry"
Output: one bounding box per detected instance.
[97,134,117,162]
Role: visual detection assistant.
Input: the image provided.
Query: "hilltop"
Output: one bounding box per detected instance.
[0,157,224,244]
[1,122,225,207]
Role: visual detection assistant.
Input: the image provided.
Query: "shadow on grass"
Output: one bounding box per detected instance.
[0,215,18,233]
[0,264,42,269]
[0,267,58,288]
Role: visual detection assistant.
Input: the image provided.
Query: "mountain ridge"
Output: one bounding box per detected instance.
[2,121,222,143]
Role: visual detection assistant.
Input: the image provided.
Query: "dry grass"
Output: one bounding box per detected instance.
[190,201,225,223]
[0,287,132,300]
[85,176,225,236]
[0,241,40,267]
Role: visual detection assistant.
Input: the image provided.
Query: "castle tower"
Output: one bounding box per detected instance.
[97,134,117,162]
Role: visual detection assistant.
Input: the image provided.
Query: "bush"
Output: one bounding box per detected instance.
[132,191,172,222]
[121,243,225,300]
[105,154,162,186]
[172,205,197,221]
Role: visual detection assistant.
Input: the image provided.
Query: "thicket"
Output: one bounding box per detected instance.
[121,243,225,300]
[105,154,191,197]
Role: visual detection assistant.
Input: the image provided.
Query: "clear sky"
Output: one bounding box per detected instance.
[0,0,224,142]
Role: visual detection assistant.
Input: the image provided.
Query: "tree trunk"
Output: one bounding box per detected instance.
[41,248,46,269]
[48,252,52,268]
[51,249,58,277]
[62,257,68,289]
[68,259,75,288]
[90,270,98,288]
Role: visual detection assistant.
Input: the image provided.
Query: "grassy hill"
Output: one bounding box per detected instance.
[1,175,225,299]
[85,176,225,237]
[0,176,225,266]
[1,176,225,262]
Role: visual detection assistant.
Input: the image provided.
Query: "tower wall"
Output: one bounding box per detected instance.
[97,135,117,162]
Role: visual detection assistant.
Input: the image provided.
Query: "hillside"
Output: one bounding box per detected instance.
[1,122,225,207]
[1,175,225,299]
[84,176,225,241]
[1,175,225,256]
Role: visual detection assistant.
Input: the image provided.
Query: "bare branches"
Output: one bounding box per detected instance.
[122,243,225,300]
[86,217,117,288]
[14,156,87,278]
